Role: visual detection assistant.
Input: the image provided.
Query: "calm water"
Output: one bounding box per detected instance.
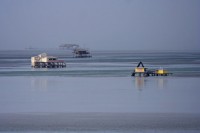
[0,50,200,77]
[0,76,200,113]
[0,50,200,133]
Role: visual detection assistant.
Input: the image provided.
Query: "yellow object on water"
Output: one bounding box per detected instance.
[156,69,168,74]
[135,67,145,73]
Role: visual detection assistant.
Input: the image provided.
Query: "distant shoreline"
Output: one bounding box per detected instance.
[0,112,200,131]
[1,49,200,53]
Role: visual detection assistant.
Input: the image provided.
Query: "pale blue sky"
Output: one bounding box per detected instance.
[0,0,200,50]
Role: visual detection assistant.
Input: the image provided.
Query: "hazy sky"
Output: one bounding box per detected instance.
[0,0,200,51]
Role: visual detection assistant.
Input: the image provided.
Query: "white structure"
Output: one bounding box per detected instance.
[31,53,66,68]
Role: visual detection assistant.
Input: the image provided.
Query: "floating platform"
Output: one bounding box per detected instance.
[132,62,172,77]
[31,53,66,68]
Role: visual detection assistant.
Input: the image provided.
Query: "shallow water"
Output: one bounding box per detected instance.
[0,112,200,132]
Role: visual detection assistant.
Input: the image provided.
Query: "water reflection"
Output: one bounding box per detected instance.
[31,77,48,91]
[134,77,146,91]
[156,77,168,89]
[134,77,168,90]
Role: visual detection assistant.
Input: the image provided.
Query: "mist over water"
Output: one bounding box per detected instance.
[1,0,200,132]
